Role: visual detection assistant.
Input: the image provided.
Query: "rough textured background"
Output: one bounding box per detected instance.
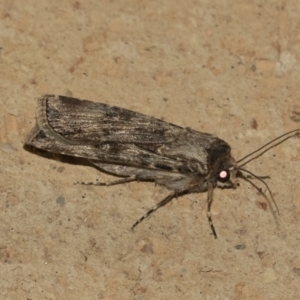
[1,1,300,299]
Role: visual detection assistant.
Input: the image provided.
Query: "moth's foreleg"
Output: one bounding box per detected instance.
[131,192,177,230]
[207,184,217,239]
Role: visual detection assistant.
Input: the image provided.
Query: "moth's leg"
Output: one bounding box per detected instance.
[244,174,270,180]
[76,162,141,186]
[131,192,177,230]
[207,183,217,239]
[78,176,137,187]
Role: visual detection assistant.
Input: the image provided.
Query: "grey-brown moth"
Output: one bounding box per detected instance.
[24,95,300,238]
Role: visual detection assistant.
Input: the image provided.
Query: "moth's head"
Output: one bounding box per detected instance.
[215,156,239,189]
[207,139,239,189]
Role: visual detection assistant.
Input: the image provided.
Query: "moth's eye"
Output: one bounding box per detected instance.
[218,170,230,182]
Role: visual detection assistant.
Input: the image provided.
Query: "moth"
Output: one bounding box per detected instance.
[24,95,300,238]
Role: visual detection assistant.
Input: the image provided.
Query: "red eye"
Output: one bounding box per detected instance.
[218,170,230,182]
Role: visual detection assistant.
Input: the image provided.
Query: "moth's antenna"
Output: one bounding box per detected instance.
[238,168,279,216]
[237,129,299,167]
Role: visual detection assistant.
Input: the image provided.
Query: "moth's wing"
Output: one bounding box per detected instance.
[25,95,230,176]
[31,94,180,144]
[26,126,188,173]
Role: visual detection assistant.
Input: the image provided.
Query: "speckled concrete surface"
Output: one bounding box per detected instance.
[1,1,300,299]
